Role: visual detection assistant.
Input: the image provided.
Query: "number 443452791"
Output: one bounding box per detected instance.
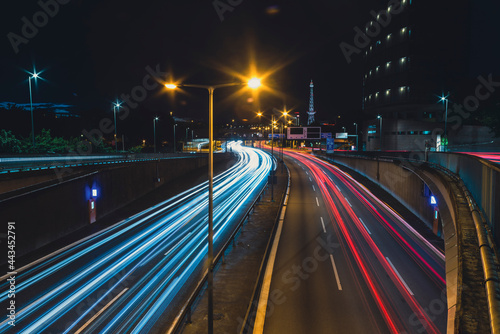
[7,222,15,271]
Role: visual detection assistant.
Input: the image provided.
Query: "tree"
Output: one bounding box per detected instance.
[0,130,22,153]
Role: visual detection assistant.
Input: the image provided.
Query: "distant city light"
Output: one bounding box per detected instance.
[92,189,98,197]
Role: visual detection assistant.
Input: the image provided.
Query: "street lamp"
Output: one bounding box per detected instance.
[28,71,41,148]
[153,116,159,153]
[377,115,383,151]
[353,122,358,150]
[440,93,449,151]
[173,123,177,153]
[165,77,261,334]
[113,102,121,152]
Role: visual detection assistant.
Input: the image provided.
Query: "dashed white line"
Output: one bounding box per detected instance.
[309,177,313,182]
[386,257,414,296]
[306,171,309,175]
[320,217,326,233]
[358,218,372,235]
[316,197,320,206]
[312,185,316,192]
[344,197,352,207]
[330,255,343,291]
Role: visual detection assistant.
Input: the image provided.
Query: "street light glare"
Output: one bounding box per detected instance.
[32,73,39,79]
[248,77,261,89]
[165,84,177,89]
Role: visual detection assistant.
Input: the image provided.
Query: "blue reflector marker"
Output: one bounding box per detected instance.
[430,195,437,205]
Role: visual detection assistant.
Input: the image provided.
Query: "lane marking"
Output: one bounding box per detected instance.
[309,177,313,182]
[386,257,414,296]
[312,185,316,192]
[75,288,129,334]
[320,217,326,233]
[330,255,343,291]
[344,197,352,207]
[316,197,320,207]
[306,171,309,175]
[358,218,372,235]
[253,169,291,333]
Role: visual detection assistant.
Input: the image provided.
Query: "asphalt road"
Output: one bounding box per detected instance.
[0,142,272,334]
[261,151,446,334]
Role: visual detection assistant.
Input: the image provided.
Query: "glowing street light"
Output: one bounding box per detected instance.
[377,115,383,151]
[165,77,261,334]
[28,70,42,148]
[153,116,159,153]
[113,102,121,152]
[440,93,450,142]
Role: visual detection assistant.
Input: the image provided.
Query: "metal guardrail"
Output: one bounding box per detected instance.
[166,158,278,334]
[0,154,206,174]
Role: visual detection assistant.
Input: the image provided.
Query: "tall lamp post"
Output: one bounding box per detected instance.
[353,122,358,151]
[28,72,40,148]
[173,123,177,153]
[377,115,382,151]
[440,93,449,151]
[153,116,159,153]
[113,102,121,152]
[166,77,261,334]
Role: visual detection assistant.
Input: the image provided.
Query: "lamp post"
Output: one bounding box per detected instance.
[165,77,261,334]
[28,72,40,148]
[353,122,358,151]
[440,93,449,151]
[113,102,121,152]
[153,116,159,153]
[377,115,383,151]
[173,123,177,153]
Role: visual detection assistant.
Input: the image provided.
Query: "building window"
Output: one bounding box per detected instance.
[397,131,406,135]
[420,131,432,135]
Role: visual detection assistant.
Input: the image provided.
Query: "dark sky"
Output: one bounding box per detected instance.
[1,0,498,130]
[0,0,377,125]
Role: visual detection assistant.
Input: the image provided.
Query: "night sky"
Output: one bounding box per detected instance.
[1,0,498,139]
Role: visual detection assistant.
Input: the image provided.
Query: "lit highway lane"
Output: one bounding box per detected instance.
[261,151,446,334]
[0,141,272,334]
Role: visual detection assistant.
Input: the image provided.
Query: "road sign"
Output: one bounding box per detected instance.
[321,132,332,139]
[287,127,321,139]
[268,134,285,139]
[335,132,348,139]
[326,138,334,154]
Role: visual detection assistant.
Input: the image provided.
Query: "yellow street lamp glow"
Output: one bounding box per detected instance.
[283,111,288,116]
[165,84,177,89]
[248,77,261,89]
[257,112,262,117]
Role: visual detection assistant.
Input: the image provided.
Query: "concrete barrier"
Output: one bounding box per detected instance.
[428,152,500,247]
[0,155,232,257]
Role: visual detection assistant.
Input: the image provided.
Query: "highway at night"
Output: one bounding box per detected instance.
[0,142,272,334]
[259,150,446,334]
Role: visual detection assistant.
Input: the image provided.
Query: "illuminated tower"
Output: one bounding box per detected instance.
[307,80,316,125]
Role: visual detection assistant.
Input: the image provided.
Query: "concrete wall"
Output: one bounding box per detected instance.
[428,152,500,246]
[0,155,230,257]
[321,155,436,231]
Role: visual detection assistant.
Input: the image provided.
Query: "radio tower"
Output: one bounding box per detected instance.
[307,80,316,125]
